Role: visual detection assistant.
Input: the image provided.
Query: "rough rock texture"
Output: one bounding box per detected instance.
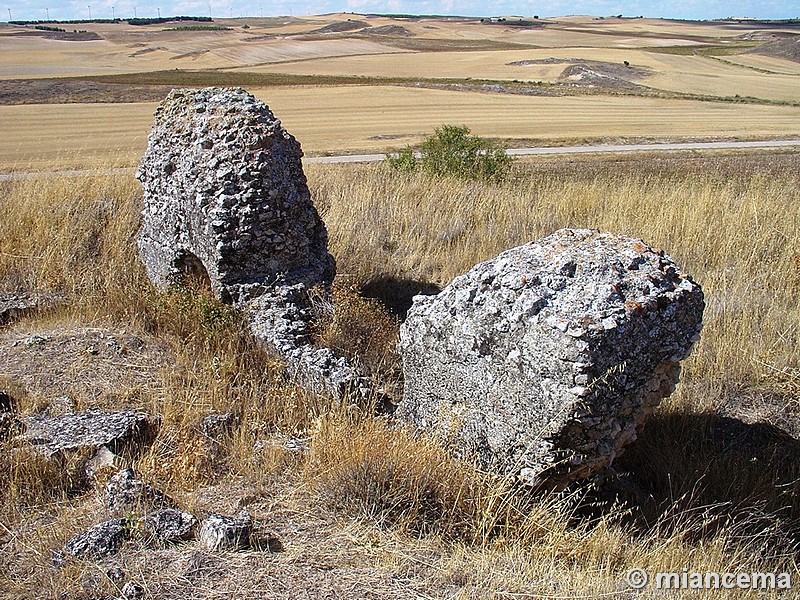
[136,87,364,398]
[144,509,197,543]
[64,518,130,559]
[0,291,63,324]
[198,411,238,440]
[84,445,119,478]
[119,582,145,600]
[20,410,157,458]
[105,468,174,514]
[198,512,253,552]
[397,229,704,489]
[247,286,368,397]
[136,87,333,305]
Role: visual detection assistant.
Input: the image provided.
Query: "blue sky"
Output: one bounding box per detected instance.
[4,0,798,22]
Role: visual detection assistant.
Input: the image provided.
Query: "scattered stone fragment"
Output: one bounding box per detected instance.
[105,468,174,514]
[396,228,704,489]
[105,567,126,585]
[64,518,130,559]
[198,412,238,440]
[254,434,310,454]
[0,291,63,325]
[24,334,47,346]
[197,511,253,552]
[85,445,119,479]
[20,410,157,458]
[43,395,75,417]
[119,581,145,600]
[145,508,197,543]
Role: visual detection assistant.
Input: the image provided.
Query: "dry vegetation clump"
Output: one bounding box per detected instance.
[310,280,402,398]
[1,152,799,597]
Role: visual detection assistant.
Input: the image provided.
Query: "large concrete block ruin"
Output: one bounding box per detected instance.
[396,229,704,489]
[137,88,362,397]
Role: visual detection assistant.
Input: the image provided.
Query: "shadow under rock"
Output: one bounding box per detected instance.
[567,410,800,556]
[360,276,442,319]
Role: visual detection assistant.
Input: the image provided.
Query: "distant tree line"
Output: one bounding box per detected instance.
[9,16,213,26]
[129,16,213,26]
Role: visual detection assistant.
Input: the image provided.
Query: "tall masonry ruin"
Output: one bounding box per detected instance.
[137,88,704,489]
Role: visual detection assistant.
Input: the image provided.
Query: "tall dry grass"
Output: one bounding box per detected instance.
[304,152,800,592]
[1,153,799,597]
[311,153,800,393]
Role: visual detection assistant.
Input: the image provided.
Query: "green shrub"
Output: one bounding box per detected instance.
[386,124,514,183]
[384,146,417,174]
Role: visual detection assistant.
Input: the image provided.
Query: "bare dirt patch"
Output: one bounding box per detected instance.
[0,325,172,409]
[308,19,370,34]
[510,57,652,79]
[0,78,174,104]
[749,34,800,62]
[3,476,450,600]
[362,25,414,37]
[376,37,538,52]
[8,29,102,42]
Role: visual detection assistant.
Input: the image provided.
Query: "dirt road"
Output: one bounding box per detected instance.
[1,139,798,180]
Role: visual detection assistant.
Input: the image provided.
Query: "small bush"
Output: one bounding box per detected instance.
[386,124,514,183]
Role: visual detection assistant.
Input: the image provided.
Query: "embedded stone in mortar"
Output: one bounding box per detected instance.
[136,87,334,305]
[396,228,704,489]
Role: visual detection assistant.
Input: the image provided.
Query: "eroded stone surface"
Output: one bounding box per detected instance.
[197,512,253,552]
[136,87,366,398]
[105,468,174,514]
[20,410,157,458]
[64,518,130,559]
[136,87,334,305]
[397,228,704,489]
[246,285,368,397]
[145,509,197,543]
[0,291,63,325]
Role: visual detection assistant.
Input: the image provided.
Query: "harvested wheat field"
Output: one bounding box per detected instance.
[1,9,800,600]
[1,13,799,169]
[2,86,800,171]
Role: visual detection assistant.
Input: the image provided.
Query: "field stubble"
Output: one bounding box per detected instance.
[0,152,799,597]
[1,84,799,172]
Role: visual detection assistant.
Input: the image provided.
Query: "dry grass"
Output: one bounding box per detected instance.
[312,153,800,386]
[1,152,800,597]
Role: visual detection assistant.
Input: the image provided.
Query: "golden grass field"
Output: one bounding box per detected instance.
[1,11,800,599]
[2,153,800,598]
[0,13,798,169]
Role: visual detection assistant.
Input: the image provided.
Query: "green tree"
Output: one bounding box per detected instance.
[386,125,514,183]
